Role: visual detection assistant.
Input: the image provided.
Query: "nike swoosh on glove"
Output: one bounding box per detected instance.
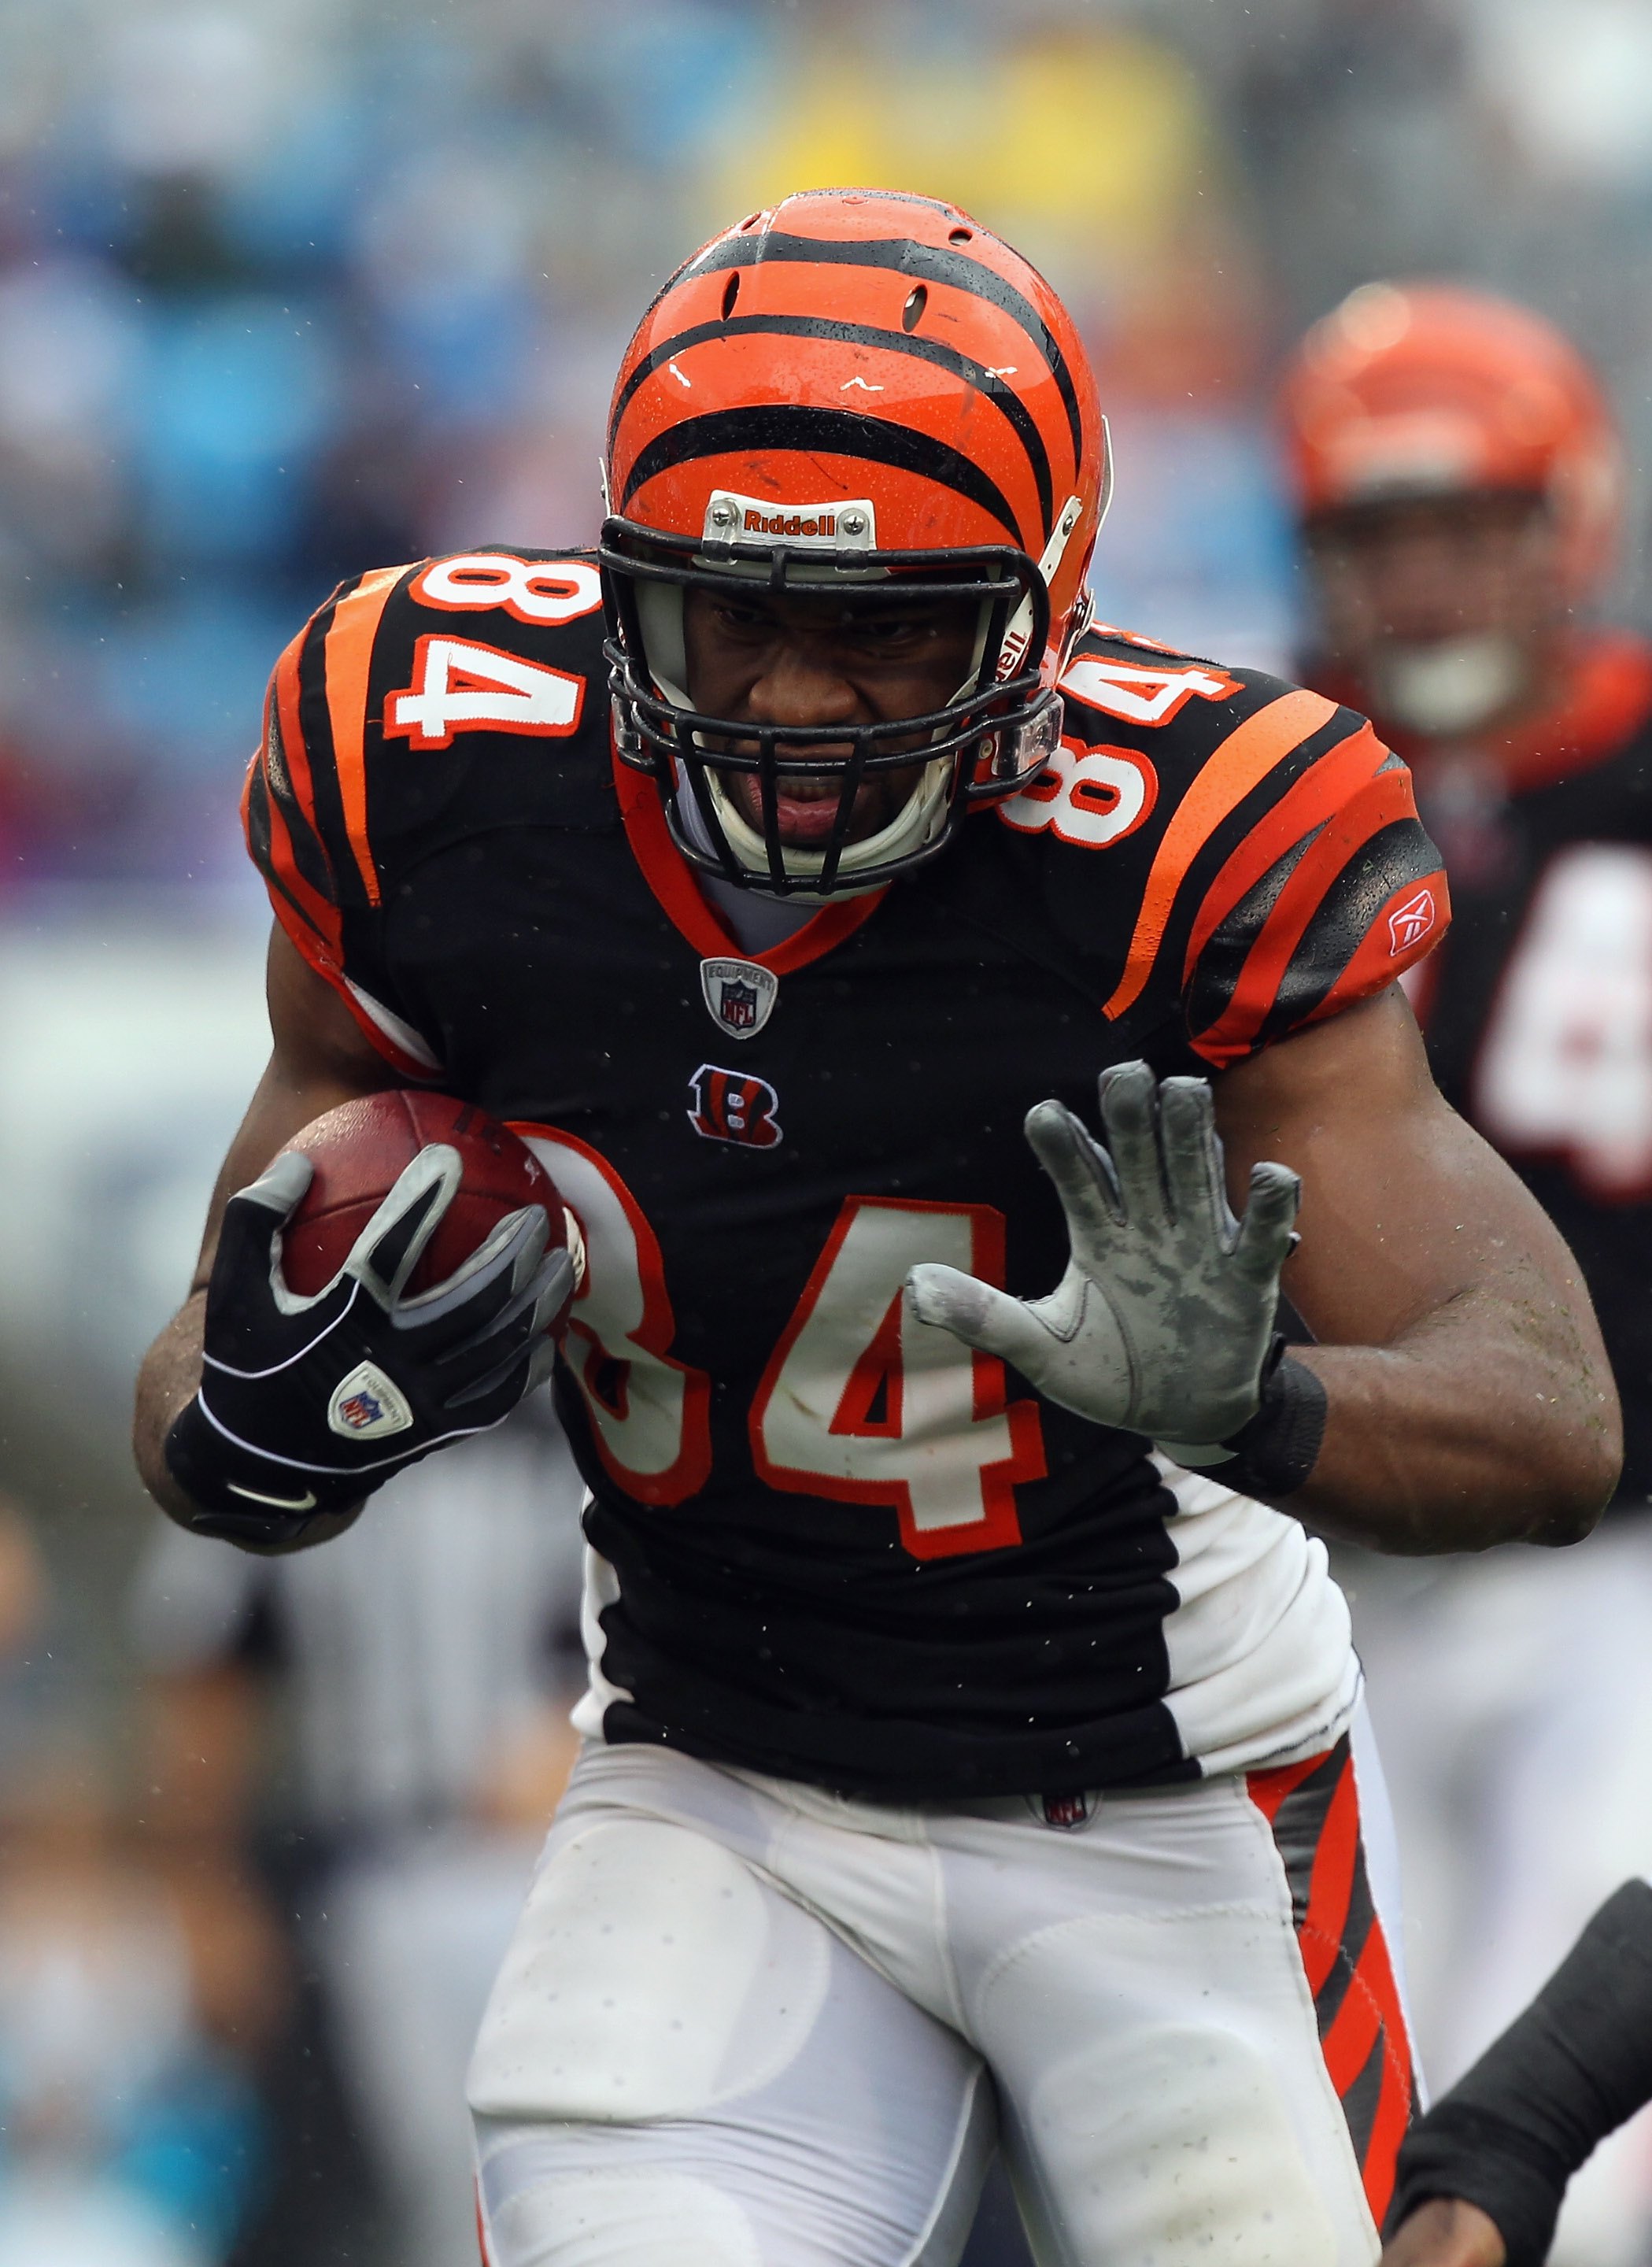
[165,1144,573,1547]
[905,1061,1299,1446]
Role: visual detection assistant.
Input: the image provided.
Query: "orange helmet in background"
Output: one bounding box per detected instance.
[1279,281,1622,600]
[601,187,1109,895]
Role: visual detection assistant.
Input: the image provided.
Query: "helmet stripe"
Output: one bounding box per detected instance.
[610,313,1054,534]
[679,233,1084,472]
[619,403,1023,542]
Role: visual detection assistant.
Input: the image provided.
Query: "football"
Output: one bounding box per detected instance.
[275,1090,578,1311]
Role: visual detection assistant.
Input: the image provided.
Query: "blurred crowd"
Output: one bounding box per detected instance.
[6,0,1652,2261]
[0,1407,587,2267]
[1,0,1650,895]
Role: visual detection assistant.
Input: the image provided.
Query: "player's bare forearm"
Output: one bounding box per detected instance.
[134,1287,211,1522]
[132,925,403,1547]
[1214,986,1620,1552]
[1381,2199,1506,2267]
[1289,1273,1612,1550]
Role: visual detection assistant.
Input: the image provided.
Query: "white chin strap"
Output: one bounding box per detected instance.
[702,753,955,893]
[1371,634,1528,738]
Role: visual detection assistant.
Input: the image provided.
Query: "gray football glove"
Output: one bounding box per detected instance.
[905,1061,1300,1447]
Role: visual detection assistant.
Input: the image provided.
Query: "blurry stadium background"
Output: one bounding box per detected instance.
[3,1,1652,2260]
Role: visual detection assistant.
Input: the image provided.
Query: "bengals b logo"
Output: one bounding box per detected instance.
[688,1063,782,1149]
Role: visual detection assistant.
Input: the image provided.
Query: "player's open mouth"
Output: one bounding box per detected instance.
[724,755,911,845]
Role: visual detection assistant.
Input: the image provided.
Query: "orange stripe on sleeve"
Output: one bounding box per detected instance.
[245,748,340,953]
[261,619,346,956]
[1188,767,1420,1067]
[1302,868,1451,1036]
[1103,690,1338,1021]
[273,619,319,834]
[1181,723,1389,986]
[323,564,410,909]
[264,886,351,1011]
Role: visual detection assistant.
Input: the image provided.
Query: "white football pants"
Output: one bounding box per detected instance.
[468,1718,1412,2267]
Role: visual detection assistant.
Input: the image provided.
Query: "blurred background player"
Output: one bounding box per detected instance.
[130,1404,587,2267]
[1281,283,1652,2265]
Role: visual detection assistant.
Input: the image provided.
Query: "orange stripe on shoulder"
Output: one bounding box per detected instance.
[273,620,318,833]
[244,748,341,956]
[323,564,411,909]
[1103,690,1338,1021]
[1300,867,1450,1037]
[1187,767,1421,1067]
[265,889,343,995]
[1181,723,1389,986]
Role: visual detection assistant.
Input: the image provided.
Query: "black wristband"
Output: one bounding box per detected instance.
[1388,1880,1652,2264]
[1218,1335,1328,1498]
[164,1395,368,1548]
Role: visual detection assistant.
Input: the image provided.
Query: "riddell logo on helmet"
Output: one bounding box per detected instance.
[702,490,877,549]
[746,510,835,537]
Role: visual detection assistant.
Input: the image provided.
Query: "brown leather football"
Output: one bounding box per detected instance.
[276,1090,571,1307]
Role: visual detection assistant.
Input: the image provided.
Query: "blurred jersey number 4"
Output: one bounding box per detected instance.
[1474,842,1652,1197]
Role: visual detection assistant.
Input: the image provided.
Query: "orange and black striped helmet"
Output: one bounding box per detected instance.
[1280,282,1622,600]
[601,187,1110,896]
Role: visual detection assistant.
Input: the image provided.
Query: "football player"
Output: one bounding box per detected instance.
[1281,285,1652,2244]
[135,194,1618,2265]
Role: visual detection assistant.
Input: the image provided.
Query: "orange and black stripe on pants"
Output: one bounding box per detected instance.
[1248,1734,1415,2228]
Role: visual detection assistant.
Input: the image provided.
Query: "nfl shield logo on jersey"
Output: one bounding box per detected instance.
[700,956,778,1041]
[721,978,759,1031]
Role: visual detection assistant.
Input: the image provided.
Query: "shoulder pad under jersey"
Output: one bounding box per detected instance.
[999,621,1450,1064]
[244,547,613,1072]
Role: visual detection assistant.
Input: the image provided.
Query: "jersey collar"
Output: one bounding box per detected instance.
[610,742,889,974]
[1492,632,1652,793]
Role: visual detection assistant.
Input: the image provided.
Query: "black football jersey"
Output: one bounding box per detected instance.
[245,549,1446,1799]
[1357,633,1652,1507]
